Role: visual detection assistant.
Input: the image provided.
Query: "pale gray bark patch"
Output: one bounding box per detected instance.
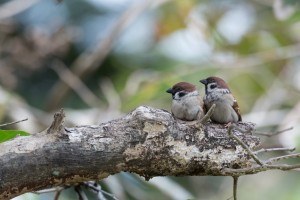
[0,106,259,200]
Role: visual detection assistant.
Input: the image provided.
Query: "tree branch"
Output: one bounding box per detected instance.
[0,106,260,199]
[1,106,300,200]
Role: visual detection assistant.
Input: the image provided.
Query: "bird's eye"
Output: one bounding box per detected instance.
[210,84,217,89]
[178,92,186,97]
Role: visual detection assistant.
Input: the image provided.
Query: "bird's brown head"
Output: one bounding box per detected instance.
[200,76,230,94]
[166,82,196,99]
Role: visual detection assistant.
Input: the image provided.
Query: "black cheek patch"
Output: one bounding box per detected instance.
[210,84,217,89]
[178,92,186,97]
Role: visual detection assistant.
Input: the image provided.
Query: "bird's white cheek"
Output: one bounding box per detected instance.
[173,92,182,100]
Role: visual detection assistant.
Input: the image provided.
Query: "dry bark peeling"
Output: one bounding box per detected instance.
[0,106,260,200]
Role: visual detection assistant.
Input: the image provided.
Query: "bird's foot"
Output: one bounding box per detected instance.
[224,122,232,128]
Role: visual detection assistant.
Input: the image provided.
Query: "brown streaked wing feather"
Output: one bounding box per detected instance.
[232,100,242,121]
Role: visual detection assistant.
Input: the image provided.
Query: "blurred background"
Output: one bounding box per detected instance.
[1,0,300,199]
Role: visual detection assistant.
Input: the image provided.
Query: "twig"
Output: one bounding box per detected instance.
[255,147,295,154]
[100,191,119,200]
[75,186,88,200]
[233,176,239,200]
[51,60,103,108]
[33,187,65,194]
[268,163,300,170]
[0,118,28,127]
[199,104,216,124]
[228,124,264,166]
[84,181,107,200]
[265,153,300,164]
[83,181,119,200]
[54,189,63,200]
[255,127,293,137]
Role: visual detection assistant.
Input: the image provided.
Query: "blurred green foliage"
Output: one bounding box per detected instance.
[0,130,29,143]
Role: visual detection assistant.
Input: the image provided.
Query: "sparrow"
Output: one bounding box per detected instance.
[199,76,242,125]
[166,82,204,121]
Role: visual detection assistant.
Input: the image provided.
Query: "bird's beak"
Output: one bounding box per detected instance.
[199,79,207,85]
[166,88,174,94]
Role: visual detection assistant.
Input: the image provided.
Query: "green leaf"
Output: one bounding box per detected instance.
[0,130,30,143]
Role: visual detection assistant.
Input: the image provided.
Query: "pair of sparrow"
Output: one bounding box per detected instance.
[166,76,242,125]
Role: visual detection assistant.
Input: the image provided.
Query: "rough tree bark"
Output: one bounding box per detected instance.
[0,106,260,200]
